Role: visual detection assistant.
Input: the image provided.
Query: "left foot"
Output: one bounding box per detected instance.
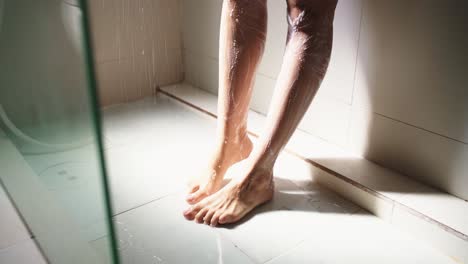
[183,160,274,226]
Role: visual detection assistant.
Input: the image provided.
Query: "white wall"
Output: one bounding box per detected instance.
[181,0,468,200]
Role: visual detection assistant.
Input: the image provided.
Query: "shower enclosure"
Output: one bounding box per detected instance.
[0,0,118,263]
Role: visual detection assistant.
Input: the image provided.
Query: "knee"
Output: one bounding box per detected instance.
[226,0,267,8]
[286,0,337,32]
[224,0,267,17]
[287,0,338,14]
[224,0,267,35]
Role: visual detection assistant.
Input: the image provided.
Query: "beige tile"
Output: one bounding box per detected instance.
[96,57,157,106]
[269,212,456,264]
[96,57,152,107]
[114,195,255,264]
[317,0,363,105]
[199,56,219,94]
[250,73,276,114]
[314,168,394,222]
[354,0,468,143]
[217,178,355,263]
[181,0,221,59]
[349,106,468,201]
[398,186,468,239]
[91,0,184,106]
[95,60,126,106]
[182,0,204,56]
[88,0,119,63]
[183,49,199,86]
[181,0,201,54]
[198,0,222,59]
[257,0,287,79]
[123,54,155,102]
[160,83,218,114]
[391,204,468,264]
[299,96,352,147]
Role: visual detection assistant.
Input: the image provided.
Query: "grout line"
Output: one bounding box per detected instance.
[349,1,364,107]
[217,232,260,264]
[350,103,467,145]
[112,193,175,217]
[262,240,306,264]
[396,203,468,241]
[157,88,468,242]
[373,112,468,145]
[158,90,217,118]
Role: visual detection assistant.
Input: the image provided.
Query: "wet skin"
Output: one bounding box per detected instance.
[184,0,338,226]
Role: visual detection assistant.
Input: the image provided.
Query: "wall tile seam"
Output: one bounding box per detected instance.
[349,101,468,145]
[375,111,468,145]
[347,1,365,147]
[392,202,468,242]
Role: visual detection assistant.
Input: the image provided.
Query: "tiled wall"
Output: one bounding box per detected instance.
[89,0,184,106]
[180,0,468,200]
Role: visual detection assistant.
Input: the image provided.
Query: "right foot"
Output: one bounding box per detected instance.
[186,134,253,204]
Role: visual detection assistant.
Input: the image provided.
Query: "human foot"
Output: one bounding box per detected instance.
[186,134,253,204]
[183,160,274,226]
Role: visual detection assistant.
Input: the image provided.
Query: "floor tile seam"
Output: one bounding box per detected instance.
[262,239,306,264]
[112,193,176,217]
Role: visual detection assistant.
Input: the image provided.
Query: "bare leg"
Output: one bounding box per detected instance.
[184,0,337,226]
[186,0,267,204]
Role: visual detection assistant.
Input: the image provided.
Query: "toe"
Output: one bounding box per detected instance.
[187,184,200,194]
[186,189,209,204]
[210,212,222,227]
[218,213,235,225]
[183,204,203,220]
[203,209,216,225]
[195,208,209,223]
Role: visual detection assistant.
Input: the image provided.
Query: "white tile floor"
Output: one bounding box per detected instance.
[96,94,455,264]
[0,239,47,264]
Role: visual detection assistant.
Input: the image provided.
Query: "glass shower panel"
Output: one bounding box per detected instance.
[0,0,117,263]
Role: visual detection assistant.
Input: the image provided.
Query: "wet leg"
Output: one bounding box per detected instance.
[186,0,267,204]
[185,0,338,225]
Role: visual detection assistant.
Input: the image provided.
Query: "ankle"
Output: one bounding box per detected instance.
[237,165,273,195]
[245,146,277,172]
[216,131,251,149]
[216,121,248,143]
